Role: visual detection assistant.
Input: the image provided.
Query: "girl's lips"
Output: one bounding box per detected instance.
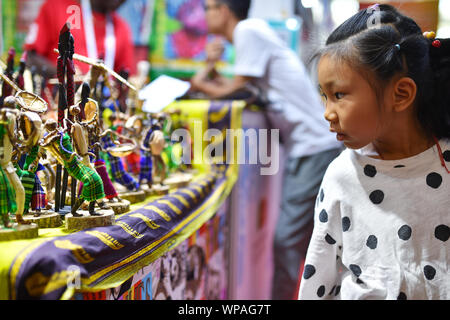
[336,133,346,141]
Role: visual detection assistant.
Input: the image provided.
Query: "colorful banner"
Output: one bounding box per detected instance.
[149,0,234,79]
[73,199,229,300]
[117,0,153,46]
[227,111,284,300]
[0,0,44,58]
[3,99,244,300]
[1,0,16,58]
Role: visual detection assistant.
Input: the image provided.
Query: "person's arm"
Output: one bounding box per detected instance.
[190,66,253,99]
[190,36,254,99]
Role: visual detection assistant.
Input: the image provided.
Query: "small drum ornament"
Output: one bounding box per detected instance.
[19,111,43,146]
[15,91,48,114]
[106,143,136,157]
[82,98,99,123]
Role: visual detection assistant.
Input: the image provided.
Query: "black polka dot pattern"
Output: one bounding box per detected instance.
[369,190,384,204]
[434,225,449,242]
[335,286,341,296]
[397,292,407,300]
[329,285,336,295]
[303,265,316,279]
[319,209,328,223]
[366,235,378,249]
[320,189,324,202]
[325,234,336,245]
[364,164,377,177]
[443,150,450,162]
[398,225,412,241]
[349,264,362,277]
[424,265,436,280]
[426,172,442,189]
[317,285,325,297]
[394,165,405,168]
[342,217,351,232]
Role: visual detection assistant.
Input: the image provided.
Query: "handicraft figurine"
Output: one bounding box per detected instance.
[40,119,105,217]
[0,96,38,241]
[0,97,27,225]
[15,111,48,217]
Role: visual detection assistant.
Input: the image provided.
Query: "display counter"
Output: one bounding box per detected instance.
[0,99,282,300]
[0,99,244,299]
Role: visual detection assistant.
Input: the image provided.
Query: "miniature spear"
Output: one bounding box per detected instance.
[55,23,75,212]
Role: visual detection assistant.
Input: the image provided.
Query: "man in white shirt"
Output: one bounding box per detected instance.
[191,0,342,299]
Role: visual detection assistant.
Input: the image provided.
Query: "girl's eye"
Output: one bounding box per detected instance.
[319,91,327,102]
[335,92,344,99]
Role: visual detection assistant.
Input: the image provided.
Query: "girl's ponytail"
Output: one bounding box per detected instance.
[426,38,450,138]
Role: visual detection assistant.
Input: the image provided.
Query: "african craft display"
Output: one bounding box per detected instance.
[39,119,114,231]
[0,21,202,239]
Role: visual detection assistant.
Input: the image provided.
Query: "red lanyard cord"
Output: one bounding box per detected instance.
[433,136,450,174]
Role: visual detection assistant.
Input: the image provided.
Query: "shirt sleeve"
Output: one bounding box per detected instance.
[233,25,271,78]
[298,180,344,300]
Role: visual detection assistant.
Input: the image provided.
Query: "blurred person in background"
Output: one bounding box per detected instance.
[23,0,135,78]
[191,0,342,300]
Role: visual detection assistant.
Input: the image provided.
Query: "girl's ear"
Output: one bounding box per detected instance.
[392,77,417,112]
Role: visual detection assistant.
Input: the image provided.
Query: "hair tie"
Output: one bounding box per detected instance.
[423,31,436,39]
[432,40,441,48]
[394,44,401,51]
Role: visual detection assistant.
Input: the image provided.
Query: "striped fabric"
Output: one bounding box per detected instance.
[80,160,118,199]
[139,149,152,184]
[31,175,47,210]
[125,152,140,175]
[16,169,35,213]
[101,134,140,191]
[0,166,17,216]
[17,145,48,212]
[60,133,105,202]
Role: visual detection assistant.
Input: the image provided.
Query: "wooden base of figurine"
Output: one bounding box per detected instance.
[183,168,198,176]
[151,184,170,196]
[23,211,63,228]
[118,190,147,204]
[0,223,39,241]
[107,199,131,215]
[163,172,193,189]
[140,184,153,197]
[65,209,115,231]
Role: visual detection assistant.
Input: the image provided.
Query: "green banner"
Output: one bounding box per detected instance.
[1,0,16,58]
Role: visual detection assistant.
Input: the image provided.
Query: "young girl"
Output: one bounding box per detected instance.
[298,4,450,300]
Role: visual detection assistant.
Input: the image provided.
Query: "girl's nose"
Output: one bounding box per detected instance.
[324,104,338,123]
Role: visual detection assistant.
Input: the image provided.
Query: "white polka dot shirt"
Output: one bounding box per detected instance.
[298,139,450,300]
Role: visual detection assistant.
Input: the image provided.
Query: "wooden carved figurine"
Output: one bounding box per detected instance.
[40,119,105,217]
[0,96,27,225]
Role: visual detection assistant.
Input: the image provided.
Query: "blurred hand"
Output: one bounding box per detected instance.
[205,38,224,63]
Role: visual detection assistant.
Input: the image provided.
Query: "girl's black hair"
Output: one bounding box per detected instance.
[321,4,450,139]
